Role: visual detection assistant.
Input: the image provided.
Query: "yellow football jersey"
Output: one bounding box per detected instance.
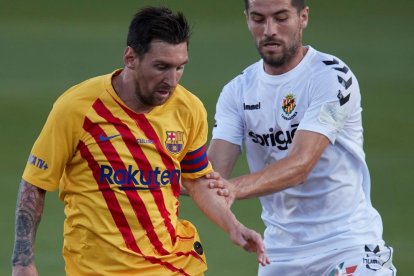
[22,70,213,275]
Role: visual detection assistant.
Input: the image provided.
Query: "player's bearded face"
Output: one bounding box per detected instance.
[246,0,307,69]
[134,41,188,108]
[257,30,301,68]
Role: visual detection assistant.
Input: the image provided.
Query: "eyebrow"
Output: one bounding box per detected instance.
[153,59,189,67]
[249,9,290,17]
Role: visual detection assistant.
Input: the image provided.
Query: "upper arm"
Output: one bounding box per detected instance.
[207,139,241,179]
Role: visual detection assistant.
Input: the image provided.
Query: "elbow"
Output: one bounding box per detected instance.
[181,179,195,196]
[291,159,314,186]
[295,170,309,185]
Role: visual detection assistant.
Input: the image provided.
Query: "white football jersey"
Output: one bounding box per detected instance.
[212,46,384,259]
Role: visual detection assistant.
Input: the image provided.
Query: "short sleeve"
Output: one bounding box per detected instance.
[22,97,80,191]
[180,99,213,179]
[298,65,361,144]
[211,83,244,146]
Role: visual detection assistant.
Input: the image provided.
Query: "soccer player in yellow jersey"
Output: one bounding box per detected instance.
[11,6,269,276]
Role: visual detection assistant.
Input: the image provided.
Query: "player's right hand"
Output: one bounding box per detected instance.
[228,222,270,266]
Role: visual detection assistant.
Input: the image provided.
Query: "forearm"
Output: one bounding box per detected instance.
[184,178,239,233]
[12,180,46,269]
[183,175,269,265]
[231,154,307,199]
[231,131,329,199]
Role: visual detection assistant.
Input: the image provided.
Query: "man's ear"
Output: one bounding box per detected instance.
[244,9,249,25]
[300,7,309,29]
[124,46,137,69]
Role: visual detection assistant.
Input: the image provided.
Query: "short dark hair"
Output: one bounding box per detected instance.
[127,6,191,58]
[243,0,305,12]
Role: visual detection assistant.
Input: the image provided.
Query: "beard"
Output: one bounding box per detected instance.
[135,86,173,108]
[258,37,301,68]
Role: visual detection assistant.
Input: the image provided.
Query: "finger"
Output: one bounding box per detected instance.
[254,238,268,266]
[258,254,270,266]
[205,171,221,180]
[240,233,258,252]
[217,189,230,196]
[249,233,270,266]
[208,181,224,189]
[241,238,269,266]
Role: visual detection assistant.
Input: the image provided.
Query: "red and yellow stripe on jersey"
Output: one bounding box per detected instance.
[22,70,212,275]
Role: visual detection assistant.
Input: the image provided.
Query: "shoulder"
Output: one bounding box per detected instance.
[53,74,108,117]
[305,47,359,94]
[305,47,361,108]
[308,48,357,82]
[223,61,261,93]
[166,85,208,120]
[173,84,205,108]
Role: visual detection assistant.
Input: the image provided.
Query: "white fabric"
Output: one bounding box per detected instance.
[212,46,384,259]
[257,243,396,276]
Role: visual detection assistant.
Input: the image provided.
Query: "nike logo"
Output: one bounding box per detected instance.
[99,133,121,142]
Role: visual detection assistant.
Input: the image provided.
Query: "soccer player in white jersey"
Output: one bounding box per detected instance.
[207,0,397,275]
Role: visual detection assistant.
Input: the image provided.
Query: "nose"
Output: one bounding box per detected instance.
[264,18,277,37]
[164,69,180,88]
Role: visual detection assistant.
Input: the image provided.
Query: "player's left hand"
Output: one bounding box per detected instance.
[181,172,223,196]
[206,173,236,206]
[229,222,270,266]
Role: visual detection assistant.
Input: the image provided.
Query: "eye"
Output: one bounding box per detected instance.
[274,12,289,22]
[250,14,265,24]
[275,15,288,22]
[155,64,168,71]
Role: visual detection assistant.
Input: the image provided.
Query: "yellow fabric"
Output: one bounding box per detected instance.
[22,70,212,275]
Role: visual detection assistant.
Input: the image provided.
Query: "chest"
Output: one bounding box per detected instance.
[79,106,191,169]
[241,80,309,141]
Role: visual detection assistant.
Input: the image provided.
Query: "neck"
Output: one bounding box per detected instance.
[111,69,153,114]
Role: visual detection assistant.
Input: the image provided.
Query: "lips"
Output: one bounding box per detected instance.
[261,39,282,48]
[155,86,172,95]
[156,90,169,95]
[263,42,280,46]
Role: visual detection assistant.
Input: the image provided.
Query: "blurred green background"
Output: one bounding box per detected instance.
[1,0,413,275]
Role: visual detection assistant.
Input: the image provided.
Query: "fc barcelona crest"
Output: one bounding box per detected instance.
[165,131,184,154]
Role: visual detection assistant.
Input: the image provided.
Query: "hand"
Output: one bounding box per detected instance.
[228,222,270,266]
[12,264,38,276]
[182,171,222,195]
[206,173,236,206]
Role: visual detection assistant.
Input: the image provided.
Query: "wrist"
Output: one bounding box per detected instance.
[230,178,242,199]
[225,216,243,234]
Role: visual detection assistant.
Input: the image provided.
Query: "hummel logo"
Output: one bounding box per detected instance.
[99,133,121,142]
[338,75,352,90]
[337,90,350,106]
[243,102,261,110]
[322,58,339,66]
